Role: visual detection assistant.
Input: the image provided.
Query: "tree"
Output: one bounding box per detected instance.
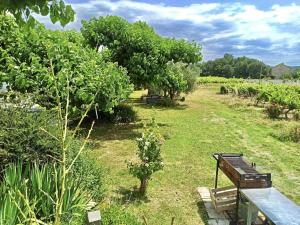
[0,0,75,26]
[157,61,198,100]
[201,54,271,78]
[81,16,202,89]
[81,15,129,52]
[0,16,133,117]
[128,118,164,196]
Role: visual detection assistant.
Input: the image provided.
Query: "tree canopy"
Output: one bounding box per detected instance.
[81,16,202,89]
[202,54,272,79]
[0,0,75,26]
[0,15,132,116]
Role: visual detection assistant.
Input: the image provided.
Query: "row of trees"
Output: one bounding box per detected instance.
[202,53,272,79]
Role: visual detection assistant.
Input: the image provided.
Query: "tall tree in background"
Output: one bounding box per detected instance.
[0,0,75,26]
[202,54,271,78]
[81,16,202,89]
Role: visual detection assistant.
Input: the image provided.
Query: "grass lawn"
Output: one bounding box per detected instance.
[89,85,300,225]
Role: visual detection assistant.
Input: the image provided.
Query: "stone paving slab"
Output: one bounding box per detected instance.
[198,187,231,225]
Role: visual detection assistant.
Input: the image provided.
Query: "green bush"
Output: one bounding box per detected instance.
[0,16,133,118]
[273,125,300,143]
[127,118,164,196]
[71,152,106,201]
[220,85,229,94]
[0,107,60,170]
[101,205,143,225]
[104,104,137,123]
[266,104,282,119]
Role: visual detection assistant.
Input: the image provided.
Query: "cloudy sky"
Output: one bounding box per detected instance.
[39,0,300,66]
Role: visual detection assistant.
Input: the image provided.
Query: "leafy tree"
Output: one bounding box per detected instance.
[202,54,271,78]
[127,118,164,196]
[248,61,263,79]
[81,15,129,52]
[0,16,133,117]
[291,69,300,79]
[157,61,198,100]
[163,38,202,64]
[0,0,75,26]
[81,16,202,89]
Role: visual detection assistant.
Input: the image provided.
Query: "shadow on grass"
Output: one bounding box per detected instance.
[90,122,143,142]
[196,201,209,225]
[127,97,189,111]
[90,119,170,143]
[135,102,189,111]
[113,186,150,205]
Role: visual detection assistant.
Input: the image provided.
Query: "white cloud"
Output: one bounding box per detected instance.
[36,0,300,65]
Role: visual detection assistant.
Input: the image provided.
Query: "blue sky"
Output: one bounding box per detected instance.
[38,0,300,66]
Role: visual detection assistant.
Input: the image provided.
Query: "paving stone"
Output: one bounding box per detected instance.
[197,187,211,199]
[216,219,230,225]
[204,202,214,209]
[208,219,218,225]
[198,187,231,225]
[207,209,227,219]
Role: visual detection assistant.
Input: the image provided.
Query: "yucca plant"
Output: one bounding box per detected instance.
[0,162,90,224]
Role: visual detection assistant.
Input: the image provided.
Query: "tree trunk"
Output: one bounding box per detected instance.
[169,90,174,100]
[139,177,148,196]
[285,109,291,119]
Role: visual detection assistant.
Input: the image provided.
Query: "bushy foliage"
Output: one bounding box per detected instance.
[266,105,282,119]
[81,16,202,89]
[0,15,133,117]
[221,83,300,119]
[157,62,199,100]
[0,0,75,27]
[202,53,272,78]
[108,104,137,123]
[198,76,244,85]
[101,205,143,225]
[127,118,164,195]
[158,62,188,100]
[0,107,60,169]
[0,163,88,225]
[71,152,106,201]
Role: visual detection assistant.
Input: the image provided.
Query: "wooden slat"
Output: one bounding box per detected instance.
[210,187,237,213]
[215,189,237,198]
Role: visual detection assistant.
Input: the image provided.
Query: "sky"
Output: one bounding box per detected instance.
[37,0,300,66]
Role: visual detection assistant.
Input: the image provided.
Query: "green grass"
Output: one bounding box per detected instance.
[89,85,300,225]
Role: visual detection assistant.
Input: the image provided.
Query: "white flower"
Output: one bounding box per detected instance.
[145,163,149,167]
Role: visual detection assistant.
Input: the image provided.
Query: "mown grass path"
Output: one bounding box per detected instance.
[90,85,300,225]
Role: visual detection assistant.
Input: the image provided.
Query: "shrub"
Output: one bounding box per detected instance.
[108,104,137,123]
[101,205,143,225]
[265,104,282,119]
[0,107,60,170]
[127,118,164,196]
[273,125,300,143]
[71,152,106,201]
[198,76,244,84]
[0,17,133,118]
[220,85,229,94]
